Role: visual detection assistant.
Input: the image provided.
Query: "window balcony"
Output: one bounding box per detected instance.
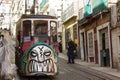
[61,2,78,23]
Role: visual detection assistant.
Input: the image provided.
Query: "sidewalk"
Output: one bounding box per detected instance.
[59,53,120,78]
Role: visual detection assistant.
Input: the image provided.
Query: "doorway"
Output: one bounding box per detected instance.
[99,28,110,67]
[80,32,86,61]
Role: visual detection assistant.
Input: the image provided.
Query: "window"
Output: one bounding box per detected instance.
[34,20,47,36]
[23,20,31,37]
[35,25,47,35]
[34,20,48,42]
[73,24,77,40]
[65,29,70,48]
[23,20,31,42]
[88,32,94,57]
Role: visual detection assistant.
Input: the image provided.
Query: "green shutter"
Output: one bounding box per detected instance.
[84,4,92,18]
[92,0,107,14]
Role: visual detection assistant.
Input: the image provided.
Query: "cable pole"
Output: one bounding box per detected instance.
[25,0,27,14]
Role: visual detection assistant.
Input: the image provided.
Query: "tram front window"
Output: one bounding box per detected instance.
[35,25,46,35]
[23,20,31,42]
[34,20,48,43]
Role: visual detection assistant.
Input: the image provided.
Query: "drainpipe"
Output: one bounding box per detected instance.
[109,7,114,68]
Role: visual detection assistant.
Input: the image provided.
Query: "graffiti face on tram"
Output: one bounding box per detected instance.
[24,45,57,74]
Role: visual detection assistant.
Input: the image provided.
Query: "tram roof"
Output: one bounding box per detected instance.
[20,14,57,19]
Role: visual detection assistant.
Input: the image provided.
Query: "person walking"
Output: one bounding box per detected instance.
[67,37,76,64]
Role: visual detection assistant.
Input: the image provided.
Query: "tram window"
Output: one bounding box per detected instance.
[23,20,31,42]
[23,20,31,36]
[34,20,47,36]
[35,26,46,35]
[34,20,48,42]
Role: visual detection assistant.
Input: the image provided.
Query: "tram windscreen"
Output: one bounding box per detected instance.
[34,20,48,43]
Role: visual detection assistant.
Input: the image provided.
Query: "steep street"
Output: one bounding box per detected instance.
[0,30,120,80]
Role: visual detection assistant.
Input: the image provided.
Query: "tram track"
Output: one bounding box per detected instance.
[58,58,118,80]
[66,66,107,80]
[68,63,119,80]
[78,68,112,80]
[58,60,111,80]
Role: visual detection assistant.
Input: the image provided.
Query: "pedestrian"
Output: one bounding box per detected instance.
[58,41,62,53]
[67,37,76,64]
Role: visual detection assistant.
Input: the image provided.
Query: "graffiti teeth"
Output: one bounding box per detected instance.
[28,59,54,73]
[43,65,47,72]
[49,60,52,72]
[43,60,47,66]
[38,63,42,71]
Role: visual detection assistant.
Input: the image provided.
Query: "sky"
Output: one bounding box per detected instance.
[0,0,51,29]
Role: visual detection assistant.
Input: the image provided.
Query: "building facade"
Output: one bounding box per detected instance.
[61,0,79,54]
[110,1,120,68]
[77,0,120,69]
[78,0,115,67]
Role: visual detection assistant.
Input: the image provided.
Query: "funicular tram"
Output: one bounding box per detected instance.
[15,14,59,76]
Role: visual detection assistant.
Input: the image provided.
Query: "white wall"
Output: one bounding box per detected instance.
[112,28,120,67]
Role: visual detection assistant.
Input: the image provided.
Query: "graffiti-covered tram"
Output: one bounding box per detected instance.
[15,14,59,76]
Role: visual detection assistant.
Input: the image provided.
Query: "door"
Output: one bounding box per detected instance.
[80,32,86,61]
[99,28,110,67]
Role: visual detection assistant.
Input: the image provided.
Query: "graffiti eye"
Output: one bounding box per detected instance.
[44,51,51,56]
[31,51,38,57]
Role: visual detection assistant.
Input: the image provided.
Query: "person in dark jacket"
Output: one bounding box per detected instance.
[58,41,62,53]
[67,38,76,64]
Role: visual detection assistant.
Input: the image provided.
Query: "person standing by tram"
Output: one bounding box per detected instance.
[67,37,76,64]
